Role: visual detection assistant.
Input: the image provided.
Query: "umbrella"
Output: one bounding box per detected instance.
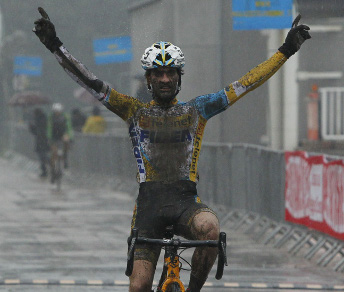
[7,91,51,106]
[73,87,101,105]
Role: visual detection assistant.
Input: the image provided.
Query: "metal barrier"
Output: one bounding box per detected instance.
[320,87,344,140]
[198,143,286,222]
[220,209,344,273]
[70,132,137,180]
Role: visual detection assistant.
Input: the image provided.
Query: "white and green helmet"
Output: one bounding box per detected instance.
[141,41,185,70]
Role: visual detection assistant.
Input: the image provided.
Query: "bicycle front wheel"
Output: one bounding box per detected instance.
[165,282,183,292]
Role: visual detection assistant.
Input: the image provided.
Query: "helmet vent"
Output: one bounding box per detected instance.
[141,41,185,70]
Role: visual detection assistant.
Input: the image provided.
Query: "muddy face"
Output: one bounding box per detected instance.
[148,67,179,105]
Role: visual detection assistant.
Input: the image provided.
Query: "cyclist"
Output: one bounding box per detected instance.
[47,102,73,182]
[33,8,310,292]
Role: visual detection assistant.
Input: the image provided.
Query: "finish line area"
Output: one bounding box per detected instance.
[1,279,344,290]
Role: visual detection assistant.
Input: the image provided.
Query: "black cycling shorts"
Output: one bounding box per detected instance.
[130,180,216,266]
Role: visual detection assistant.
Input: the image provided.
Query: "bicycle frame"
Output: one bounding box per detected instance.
[157,242,185,292]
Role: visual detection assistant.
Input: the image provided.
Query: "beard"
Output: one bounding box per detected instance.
[152,82,179,104]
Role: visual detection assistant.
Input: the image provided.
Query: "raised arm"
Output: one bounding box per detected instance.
[33,7,145,121]
[33,8,110,104]
[225,14,311,106]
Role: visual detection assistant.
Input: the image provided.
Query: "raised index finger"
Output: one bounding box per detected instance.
[38,7,50,21]
[292,14,301,28]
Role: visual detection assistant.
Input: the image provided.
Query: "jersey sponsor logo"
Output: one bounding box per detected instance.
[129,122,146,181]
[231,81,246,97]
[190,116,207,181]
[140,129,192,144]
[139,114,192,129]
[103,87,111,102]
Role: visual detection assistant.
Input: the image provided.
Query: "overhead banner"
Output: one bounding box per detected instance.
[232,0,293,30]
[93,36,133,65]
[13,56,42,76]
[285,151,344,240]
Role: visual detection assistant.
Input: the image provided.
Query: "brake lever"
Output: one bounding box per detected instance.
[125,228,138,276]
[219,232,228,266]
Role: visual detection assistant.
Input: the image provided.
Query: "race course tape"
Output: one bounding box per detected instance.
[0,279,344,290]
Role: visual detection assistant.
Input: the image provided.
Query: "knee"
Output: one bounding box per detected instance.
[192,212,220,240]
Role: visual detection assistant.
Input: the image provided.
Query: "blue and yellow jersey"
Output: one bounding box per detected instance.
[54,45,287,183]
[102,51,287,183]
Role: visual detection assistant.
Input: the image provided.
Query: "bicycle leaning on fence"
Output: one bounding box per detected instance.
[126,226,227,292]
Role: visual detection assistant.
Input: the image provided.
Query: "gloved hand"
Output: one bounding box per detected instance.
[279,14,311,58]
[33,7,63,53]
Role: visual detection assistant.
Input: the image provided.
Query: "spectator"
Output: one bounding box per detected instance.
[71,107,87,132]
[82,106,106,134]
[29,108,49,177]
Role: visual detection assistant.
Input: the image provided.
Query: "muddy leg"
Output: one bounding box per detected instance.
[188,212,219,291]
[129,259,155,292]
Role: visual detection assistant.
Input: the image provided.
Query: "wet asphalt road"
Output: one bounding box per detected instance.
[0,155,343,291]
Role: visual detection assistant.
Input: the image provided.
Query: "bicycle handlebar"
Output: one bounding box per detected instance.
[125,228,228,279]
[136,237,219,247]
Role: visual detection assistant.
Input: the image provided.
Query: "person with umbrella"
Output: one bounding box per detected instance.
[7,91,51,122]
[29,108,49,177]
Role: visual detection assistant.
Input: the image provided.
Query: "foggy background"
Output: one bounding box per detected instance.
[1,0,344,151]
[1,2,344,289]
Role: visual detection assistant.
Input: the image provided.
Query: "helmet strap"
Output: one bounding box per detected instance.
[147,83,153,93]
[173,70,182,95]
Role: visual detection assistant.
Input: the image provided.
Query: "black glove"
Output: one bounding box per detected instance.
[33,7,63,53]
[279,14,311,58]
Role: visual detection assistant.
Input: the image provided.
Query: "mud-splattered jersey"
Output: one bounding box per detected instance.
[104,89,229,183]
[53,45,287,183]
[102,51,287,183]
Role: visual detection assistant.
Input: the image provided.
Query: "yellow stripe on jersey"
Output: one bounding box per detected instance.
[189,116,207,182]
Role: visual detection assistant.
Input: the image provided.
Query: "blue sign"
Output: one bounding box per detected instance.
[232,0,293,30]
[93,36,133,65]
[13,56,42,76]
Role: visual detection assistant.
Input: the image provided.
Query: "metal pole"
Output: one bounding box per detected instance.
[262,29,283,150]
[283,28,299,150]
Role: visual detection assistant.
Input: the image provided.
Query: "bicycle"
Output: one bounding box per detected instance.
[126,225,227,292]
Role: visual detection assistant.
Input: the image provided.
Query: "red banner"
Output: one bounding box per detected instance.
[285,151,344,240]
